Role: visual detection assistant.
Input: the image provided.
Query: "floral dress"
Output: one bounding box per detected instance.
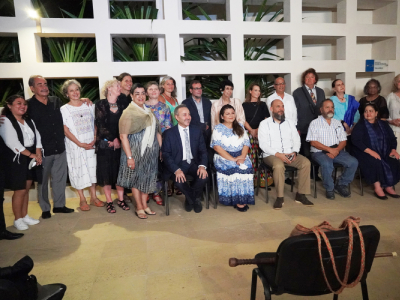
[210,123,255,206]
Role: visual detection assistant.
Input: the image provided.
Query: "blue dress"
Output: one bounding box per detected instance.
[210,124,255,206]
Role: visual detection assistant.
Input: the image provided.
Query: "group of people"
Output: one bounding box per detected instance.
[1,69,400,240]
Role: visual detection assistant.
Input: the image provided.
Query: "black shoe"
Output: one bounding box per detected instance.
[0,230,24,240]
[41,211,51,219]
[53,206,74,213]
[234,205,247,212]
[273,197,284,210]
[384,190,400,198]
[334,184,351,198]
[184,199,193,212]
[193,199,203,213]
[326,190,335,200]
[285,178,295,185]
[374,192,388,200]
[294,193,314,206]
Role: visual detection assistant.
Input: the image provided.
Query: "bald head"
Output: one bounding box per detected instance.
[270,99,285,122]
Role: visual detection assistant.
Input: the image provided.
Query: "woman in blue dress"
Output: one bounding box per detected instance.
[211,104,255,212]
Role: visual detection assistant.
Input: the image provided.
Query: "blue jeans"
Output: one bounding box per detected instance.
[311,151,358,192]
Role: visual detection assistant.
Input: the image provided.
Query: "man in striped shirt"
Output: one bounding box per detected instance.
[306,99,358,200]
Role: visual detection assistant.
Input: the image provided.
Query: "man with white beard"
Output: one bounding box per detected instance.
[306,99,358,200]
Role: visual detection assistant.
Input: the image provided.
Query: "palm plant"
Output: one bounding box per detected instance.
[0,80,24,107]
[42,37,97,62]
[182,38,227,61]
[0,0,15,17]
[245,74,277,98]
[47,78,99,104]
[185,76,228,99]
[109,1,158,20]
[243,0,283,22]
[182,3,215,21]
[244,37,283,61]
[31,0,92,18]
[0,37,21,63]
[113,37,158,62]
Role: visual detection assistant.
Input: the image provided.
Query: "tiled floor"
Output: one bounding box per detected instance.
[1,182,400,300]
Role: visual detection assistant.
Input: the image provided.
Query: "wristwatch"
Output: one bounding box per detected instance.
[128,156,133,159]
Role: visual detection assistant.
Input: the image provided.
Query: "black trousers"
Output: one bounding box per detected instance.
[173,161,208,204]
[0,168,6,232]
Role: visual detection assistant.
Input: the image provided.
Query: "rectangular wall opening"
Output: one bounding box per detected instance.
[182,0,227,21]
[0,34,20,63]
[109,0,163,20]
[112,35,164,62]
[302,36,346,60]
[302,0,346,24]
[46,78,99,103]
[31,0,94,18]
[317,72,345,97]
[181,35,230,61]
[245,73,288,100]
[243,0,285,22]
[182,74,230,100]
[244,35,289,61]
[0,0,15,17]
[41,36,97,62]
[357,0,397,25]
[0,78,24,107]
[356,36,396,60]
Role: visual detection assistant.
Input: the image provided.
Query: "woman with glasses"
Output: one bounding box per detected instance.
[358,79,389,120]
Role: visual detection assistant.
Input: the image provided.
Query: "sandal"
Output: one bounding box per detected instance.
[144,207,156,215]
[90,198,105,207]
[135,209,147,219]
[106,202,116,214]
[153,194,163,205]
[117,199,130,211]
[80,201,90,211]
[167,189,173,197]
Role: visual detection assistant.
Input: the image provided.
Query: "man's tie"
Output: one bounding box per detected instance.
[184,128,191,164]
[309,89,316,105]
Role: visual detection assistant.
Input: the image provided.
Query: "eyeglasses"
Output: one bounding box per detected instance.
[192,87,202,90]
[274,83,285,86]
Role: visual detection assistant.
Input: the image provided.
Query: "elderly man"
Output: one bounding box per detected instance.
[27,75,75,219]
[162,105,208,213]
[266,77,297,125]
[307,99,358,200]
[259,99,313,210]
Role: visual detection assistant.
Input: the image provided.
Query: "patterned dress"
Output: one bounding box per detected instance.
[60,103,96,189]
[210,124,255,206]
[145,101,172,133]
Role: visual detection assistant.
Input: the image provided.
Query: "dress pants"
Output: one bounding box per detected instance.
[38,151,67,212]
[0,167,6,231]
[173,161,208,204]
[263,154,311,198]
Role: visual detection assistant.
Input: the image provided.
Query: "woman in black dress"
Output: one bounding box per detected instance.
[116,72,133,107]
[95,80,129,213]
[242,83,270,187]
[358,79,389,120]
[352,103,400,200]
[0,95,42,230]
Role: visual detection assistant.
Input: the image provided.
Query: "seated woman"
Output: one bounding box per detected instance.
[211,104,255,212]
[352,104,400,200]
[387,74,400,153]
[358,79,389,120]
[118,83,162,219]
[60,79,102,211]
[0,95,42,230]
[330,79,360,153]
[145,81,172,205]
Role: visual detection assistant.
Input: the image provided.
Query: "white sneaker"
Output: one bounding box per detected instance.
[23,214,40,225]
[14,218,29,230]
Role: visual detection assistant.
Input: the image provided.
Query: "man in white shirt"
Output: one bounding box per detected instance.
[259,100,313,210]
[266,77,297,125]
[306,99,358,200]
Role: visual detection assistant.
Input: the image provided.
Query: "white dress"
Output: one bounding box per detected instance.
[60,103,96,189]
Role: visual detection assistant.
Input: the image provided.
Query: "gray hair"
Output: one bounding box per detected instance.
[174,104,187,117]
[160,76,177,98]
[392,74,400,93]
[101,79,119,98]
[61,79,81,97]
[28,75,45,87]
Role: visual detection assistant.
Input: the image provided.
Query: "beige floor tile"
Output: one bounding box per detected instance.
[101,237,147,258]
[192,244,238,267]
[63,281,94,300]
[90,275,146,300]
[147,247,196,274]
[147,233,190,251]
[146,269,206,300]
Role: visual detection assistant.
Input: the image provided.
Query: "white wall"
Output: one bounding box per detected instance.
[1,0,400,102]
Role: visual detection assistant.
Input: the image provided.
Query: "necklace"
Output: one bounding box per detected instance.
[108,102,117,108]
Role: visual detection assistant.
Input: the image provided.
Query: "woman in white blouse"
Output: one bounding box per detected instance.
[387,74,400,153]
[0,95,42,231]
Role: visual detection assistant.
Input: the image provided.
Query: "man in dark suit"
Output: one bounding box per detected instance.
[162,105,208,213]
[182,80,212,145]
[293,68,326,180]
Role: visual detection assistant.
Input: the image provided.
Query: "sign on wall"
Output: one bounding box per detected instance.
[365,60,389,72]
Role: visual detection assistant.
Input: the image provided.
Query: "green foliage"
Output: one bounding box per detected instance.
[0,80,24,107]
[42,37,97,62]
[31,0,92,18]
[182,38,227,61]
[60,0,87,18]
[113,38,158,62]
[245,75,277,99]
[0,37,21,63]
[244,38,283,61]
[185,76,229,99]
[182,3,212,21]
[109,1,158,19]
[243,0,283,22]
[47,78,99,104]
[0,0,15,17]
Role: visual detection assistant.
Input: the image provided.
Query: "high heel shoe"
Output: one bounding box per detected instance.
[374,192,388,200]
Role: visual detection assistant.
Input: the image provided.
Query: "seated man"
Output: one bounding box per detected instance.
[306,99,359,199]
[259,99,313,210]
[162,105,208,213]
